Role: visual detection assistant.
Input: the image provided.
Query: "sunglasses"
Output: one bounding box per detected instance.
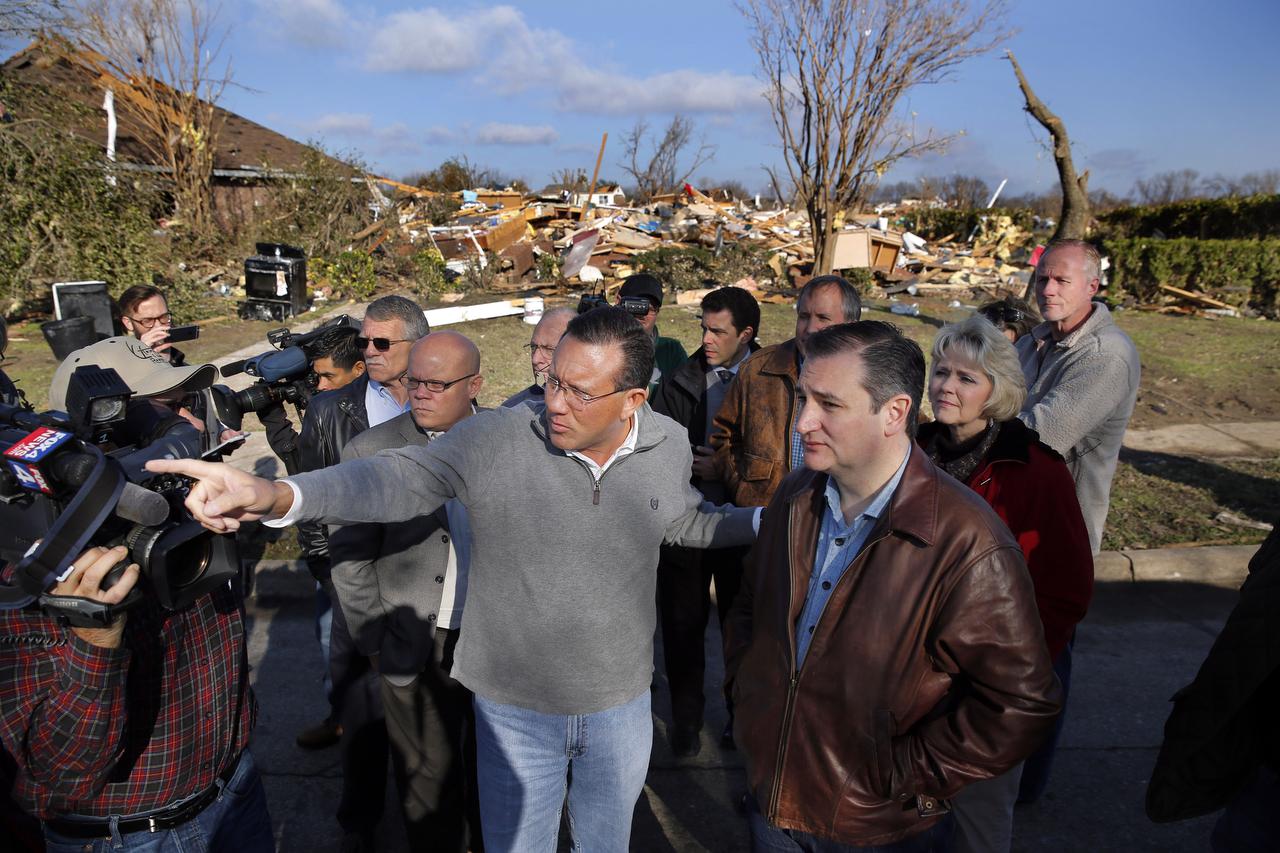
[979,306,1027,325]
[355,336,412,352]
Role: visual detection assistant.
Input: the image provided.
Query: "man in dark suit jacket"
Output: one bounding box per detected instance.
[329,330,485,853]
[650,285,761,757]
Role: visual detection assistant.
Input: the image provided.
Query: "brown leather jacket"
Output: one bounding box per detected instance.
[709,339,800,508]
[724,446,1062,846]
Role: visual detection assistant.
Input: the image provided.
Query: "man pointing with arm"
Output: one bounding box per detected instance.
[150,306,757,853]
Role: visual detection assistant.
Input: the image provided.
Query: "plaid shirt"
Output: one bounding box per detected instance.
[0,581,255,819]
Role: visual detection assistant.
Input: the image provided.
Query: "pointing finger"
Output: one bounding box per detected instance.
[145,458,227,480]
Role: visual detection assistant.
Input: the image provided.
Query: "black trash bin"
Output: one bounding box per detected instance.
[41,316,97,360]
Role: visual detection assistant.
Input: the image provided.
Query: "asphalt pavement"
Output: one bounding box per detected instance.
[243,550,1247,852]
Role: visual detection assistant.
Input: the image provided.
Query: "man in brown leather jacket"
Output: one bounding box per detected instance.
[724,322,1061,851]
[709,275,862,509]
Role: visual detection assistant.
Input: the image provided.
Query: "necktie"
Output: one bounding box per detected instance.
[716,368,733,384]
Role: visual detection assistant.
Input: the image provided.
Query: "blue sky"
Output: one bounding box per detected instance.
[12,1,1280,196]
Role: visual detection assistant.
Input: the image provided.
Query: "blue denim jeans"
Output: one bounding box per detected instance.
[473,690,652,853]
[315,580,334,701]
[748,796,953,852]
[42,749,274,853]
[1018,637,1073,804]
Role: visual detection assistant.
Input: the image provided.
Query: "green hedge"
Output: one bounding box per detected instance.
[1098,195,1280,241]
[1105,238,1280,316]
[896,207,1036,240]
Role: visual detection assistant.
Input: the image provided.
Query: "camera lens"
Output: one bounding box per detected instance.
[125,523,209,588]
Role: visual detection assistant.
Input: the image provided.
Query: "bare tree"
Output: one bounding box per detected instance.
[1007,51,1088,241]
[938,173,991,208]
[620,115,716,202]
[742,0,1006,274]
[1132,169,1202,205]
[548,167,589,193]
[67,0,232,238]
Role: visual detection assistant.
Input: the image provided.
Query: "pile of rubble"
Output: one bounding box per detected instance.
[360,180,1040,302]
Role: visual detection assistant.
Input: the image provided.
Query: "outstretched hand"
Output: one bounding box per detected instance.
[145,458,292,532]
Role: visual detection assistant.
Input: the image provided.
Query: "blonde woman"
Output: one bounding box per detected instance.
[918,314,1093,853]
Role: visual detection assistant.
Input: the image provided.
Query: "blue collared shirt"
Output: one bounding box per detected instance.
[365,378,411,427]
[794,449,911,666]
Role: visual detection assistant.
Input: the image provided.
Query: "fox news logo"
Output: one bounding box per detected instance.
[4,427,72,462]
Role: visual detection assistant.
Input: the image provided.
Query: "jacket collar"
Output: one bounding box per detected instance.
[781,443,940,547]
[1029,301,1115,350]
[671,341,763,396]
[759,338,800,380]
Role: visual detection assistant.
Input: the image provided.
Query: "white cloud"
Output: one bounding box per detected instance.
[474,122,558,146]
[557,69,764,115]
[363,5,570,79]
[358,4,757,114]
[307,112,374,135]
[255,0,351,49]
[424,125,458,144]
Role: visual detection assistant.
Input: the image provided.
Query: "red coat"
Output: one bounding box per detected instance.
[917,419,1093,659]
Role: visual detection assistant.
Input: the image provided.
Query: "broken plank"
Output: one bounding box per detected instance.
[423,298,526,327]
[1159,284,1235,311]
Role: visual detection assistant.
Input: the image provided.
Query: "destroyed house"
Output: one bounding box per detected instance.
[0,39,356,231]
[569,185,627,208]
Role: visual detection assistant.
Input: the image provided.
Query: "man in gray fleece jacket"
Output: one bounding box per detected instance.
[149,307,757,853]
[1016,239,1141,555]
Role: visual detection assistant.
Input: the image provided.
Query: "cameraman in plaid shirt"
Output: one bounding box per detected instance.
[0,540,271,852]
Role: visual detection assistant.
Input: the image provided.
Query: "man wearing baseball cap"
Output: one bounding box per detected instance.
[616,273,687,393]
[48,336,231,444]
[2,337,272,851]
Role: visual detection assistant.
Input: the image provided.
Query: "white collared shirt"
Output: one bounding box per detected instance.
[566,414,640,481]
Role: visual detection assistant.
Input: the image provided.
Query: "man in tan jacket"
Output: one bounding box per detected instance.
[709,275,862,509]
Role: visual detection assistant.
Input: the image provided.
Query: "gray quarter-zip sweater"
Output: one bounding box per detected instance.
[1016,303,1140,554]
[286,403,757,714]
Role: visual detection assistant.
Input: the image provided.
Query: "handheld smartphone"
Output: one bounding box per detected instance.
[165,324,201,343]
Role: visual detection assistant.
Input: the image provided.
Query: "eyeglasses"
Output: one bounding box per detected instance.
[406,373,477,393]
[355,336,412,352]
[523,343,557,357]
[544,373,627,408]
[127,312,173,329]
[979,306,1027,326]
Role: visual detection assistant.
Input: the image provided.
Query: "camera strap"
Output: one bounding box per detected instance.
[0,441,124,610]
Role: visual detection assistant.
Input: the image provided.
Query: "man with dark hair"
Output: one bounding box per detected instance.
[710,274,862,510]
[118,284,185,366]
[149,306,759,851]
[257,326,366,477]
[292,295,429,849]
[651,285,761,756]
[724,321,1061,851]
[616,273,687,392]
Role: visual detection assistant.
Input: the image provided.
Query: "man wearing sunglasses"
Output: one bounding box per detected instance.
[149,306,759,852]
[294,295,430,849]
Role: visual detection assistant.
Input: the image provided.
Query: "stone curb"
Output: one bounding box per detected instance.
[1094,544,1257,586]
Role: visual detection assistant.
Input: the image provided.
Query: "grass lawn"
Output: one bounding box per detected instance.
[7,291,1278,552]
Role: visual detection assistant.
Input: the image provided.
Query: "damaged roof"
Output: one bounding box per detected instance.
[0,39,349,176]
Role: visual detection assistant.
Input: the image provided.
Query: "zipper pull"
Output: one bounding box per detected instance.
[593,479,601,506]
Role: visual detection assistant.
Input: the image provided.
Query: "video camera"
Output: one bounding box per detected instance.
[0,366,238,626]
[217,315,359,424]
[576,292,651,317]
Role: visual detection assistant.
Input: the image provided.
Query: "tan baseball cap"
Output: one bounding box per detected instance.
[48,336,217,411]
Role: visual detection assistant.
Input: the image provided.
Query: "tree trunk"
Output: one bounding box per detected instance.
[1007,51,1089,241]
